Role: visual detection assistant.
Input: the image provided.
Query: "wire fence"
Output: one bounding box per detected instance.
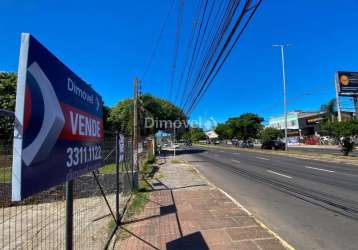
[0,116,141,250]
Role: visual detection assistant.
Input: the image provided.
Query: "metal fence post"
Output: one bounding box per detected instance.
[66,180,74,250]
[115,132,120,223]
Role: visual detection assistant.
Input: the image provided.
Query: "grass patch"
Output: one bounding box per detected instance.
[100,163,129,174]
[126,191,149,218]
[0,167,11,183]
[140,154,156,178]
[156,172,164,180]
[112,154,157,244]
[100,163,117,174]
[107,219,117,237]
[171,159,182,164]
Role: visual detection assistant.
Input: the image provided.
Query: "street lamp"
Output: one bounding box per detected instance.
[273,43,292,151]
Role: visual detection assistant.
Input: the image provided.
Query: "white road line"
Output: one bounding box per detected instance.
[267,170,292,179]
[305,166,335,173]
[219,150,225,153]
[214,154,219,157]
[256,156,270,161]
[231,159,240,163]
[233,152,240,155]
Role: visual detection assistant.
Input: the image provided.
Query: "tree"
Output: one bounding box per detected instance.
[107,98,133,135]
[320,120,358,156]
[320,98,337,122]
[0,72,17,145]
[182,127,206,142]
[226,113,263,140]
[215,123,233,140]
[108,94,187,136]
[259,127,283,143]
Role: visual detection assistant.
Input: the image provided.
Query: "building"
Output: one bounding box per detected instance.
[268,110,353,144]
[206,130,218,140]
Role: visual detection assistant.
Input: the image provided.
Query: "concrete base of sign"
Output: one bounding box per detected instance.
[122,171,139,193]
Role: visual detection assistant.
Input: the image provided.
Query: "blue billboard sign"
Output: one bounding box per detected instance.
[337,71,358,96]
[12,33,104,201]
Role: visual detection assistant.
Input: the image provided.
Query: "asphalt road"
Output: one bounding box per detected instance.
[178,146,358,250]
[220,143,358,157]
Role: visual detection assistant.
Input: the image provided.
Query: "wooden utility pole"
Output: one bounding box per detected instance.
[133,78,139,181]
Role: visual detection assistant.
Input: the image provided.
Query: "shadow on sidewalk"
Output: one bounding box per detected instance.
[120,177,209,249]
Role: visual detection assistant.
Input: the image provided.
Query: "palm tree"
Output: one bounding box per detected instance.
[320,99,337,122]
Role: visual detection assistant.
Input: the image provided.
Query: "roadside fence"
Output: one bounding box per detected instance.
[0,113,137,250]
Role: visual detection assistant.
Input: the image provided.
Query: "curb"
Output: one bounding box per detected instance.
[195,144,358,167]
[187,161,295,250]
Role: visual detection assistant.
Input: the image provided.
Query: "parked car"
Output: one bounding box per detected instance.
[239,140,254,148]
[261,140,285,150]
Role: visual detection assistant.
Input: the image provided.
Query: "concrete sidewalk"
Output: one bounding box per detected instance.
[115,156,290,250]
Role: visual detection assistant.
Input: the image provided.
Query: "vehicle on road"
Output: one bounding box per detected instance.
[261,140,285,150]
[239,140,254,148]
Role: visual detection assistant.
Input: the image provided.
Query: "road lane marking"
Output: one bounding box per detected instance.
[214,154,219,157]
[256,156,270,161]
[231,159,240,163]
[267,170,292,179]
[305,166,335,173]
[219,150,225,153]
[233,152,240,155]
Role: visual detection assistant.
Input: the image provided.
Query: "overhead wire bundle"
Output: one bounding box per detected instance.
[174,0,263,116]
[141,0,263,118]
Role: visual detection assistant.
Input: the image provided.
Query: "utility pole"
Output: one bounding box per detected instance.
[173,125,176,160]
[273,43,291,151]
[334,74,342,122]
[133,78,139,187]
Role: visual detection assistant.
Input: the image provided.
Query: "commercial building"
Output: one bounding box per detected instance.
[268,110,353,144]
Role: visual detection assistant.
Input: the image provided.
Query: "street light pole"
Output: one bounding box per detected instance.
[273,43,291,151]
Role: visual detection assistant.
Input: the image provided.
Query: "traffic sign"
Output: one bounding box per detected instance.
[119,134,125,162]
[12,33,104,201]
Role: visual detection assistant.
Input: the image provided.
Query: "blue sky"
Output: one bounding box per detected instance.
[1,0,358,126]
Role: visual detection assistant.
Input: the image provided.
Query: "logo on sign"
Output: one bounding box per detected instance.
[340,75,350,86]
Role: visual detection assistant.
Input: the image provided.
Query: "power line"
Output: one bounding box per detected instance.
[178,0,210,107]
[141,0,176,80]
[175,0,216,104]
[182,0,239,110]
[168,0,185,101]
[186,1,264,115]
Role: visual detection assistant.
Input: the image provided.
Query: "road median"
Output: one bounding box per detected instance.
[195,143,358,166]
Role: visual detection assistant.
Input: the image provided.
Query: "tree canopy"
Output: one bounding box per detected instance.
[108,94,187,136]
[259,127,283,143]
[320,120,358,155]
[215,123,233,140]
[0,72,17,144]
[320,98,337,122]
[182,127,207,142]
[215,113,263,140]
